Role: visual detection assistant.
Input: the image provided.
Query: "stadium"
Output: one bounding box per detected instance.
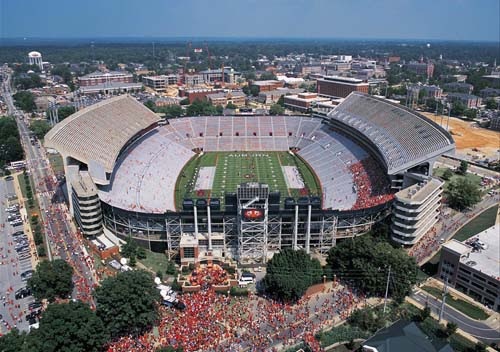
[45,92,455,263]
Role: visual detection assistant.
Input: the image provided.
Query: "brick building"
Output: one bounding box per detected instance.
[250,80,284,93]
[78,71,133,87]
[317,76,369,98]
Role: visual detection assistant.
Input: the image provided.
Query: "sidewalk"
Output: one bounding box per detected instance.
[406,296,497,352]
[11,172,39,269]
[425,277,500,328]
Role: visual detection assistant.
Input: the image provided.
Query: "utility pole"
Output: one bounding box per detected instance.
[439,276,449,322]
[383,265,391,314]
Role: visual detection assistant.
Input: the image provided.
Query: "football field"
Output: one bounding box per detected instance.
[175,151,321,208]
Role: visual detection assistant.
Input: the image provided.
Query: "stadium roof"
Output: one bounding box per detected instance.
[45,95,160,179]
[326,92,455,175]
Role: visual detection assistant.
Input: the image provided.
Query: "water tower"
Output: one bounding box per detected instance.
[28,51,43,71]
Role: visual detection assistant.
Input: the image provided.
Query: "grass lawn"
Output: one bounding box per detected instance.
[421,285,489,320]
[48,153,64,175]
[433,168,482,191]
[175,151,321,209]
[452,205,498,242]
[138,250,170,274]
[17,173,41,218]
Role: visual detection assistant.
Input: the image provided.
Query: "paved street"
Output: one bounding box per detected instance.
[1,69,98,310]
[411,289,500,343]
[0,178,35,333]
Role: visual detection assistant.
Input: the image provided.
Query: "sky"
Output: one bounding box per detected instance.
[0,0,499,41]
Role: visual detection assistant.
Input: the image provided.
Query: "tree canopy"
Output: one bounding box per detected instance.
[446,178,482,210]
[262,248,322,302]
[0,116,23,168]
[94,270,161,338]
[13,91,36,113]
[269,103,285,115]
[326,236,418,302]
[58,106,77,121]
[29,120,52,140]
[457,160,469,175]
[0,328,28,352]
[27,301,109,352]
[185,99,223,116]
[27,259,74,302]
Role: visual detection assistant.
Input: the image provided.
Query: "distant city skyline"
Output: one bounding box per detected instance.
[0,0,499,42]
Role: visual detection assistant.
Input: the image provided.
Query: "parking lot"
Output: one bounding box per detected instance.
[0,177,39,333]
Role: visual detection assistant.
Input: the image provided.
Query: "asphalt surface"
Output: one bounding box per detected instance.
[0,178,35,333]
[412,290,500,343]
[2,69,98,309]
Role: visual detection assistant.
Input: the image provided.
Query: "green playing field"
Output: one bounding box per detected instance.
[175,151,321,209]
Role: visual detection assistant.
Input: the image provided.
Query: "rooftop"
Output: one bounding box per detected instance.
[320,75,367,84]
[252,80,282,86]
[363,320,453,352]
[44,95,160,176]
[460,224,500,279]
[395,177,443,204]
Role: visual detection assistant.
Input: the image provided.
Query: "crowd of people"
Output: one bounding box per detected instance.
[406,226,440,263]
[106,282,368,352]
[350,158,394,210]
[188,264,230,287]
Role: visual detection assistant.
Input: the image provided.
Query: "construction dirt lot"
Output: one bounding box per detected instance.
[422,112,500,159]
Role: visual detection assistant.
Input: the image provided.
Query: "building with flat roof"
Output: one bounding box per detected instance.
[200,67,241,84]
[78,70,133,87]
[179,87,224,104]
[438,224,500,311]
[250,80,284,93]
[405,62,434,78]
[283,93,330,113]
[142,75,178,91]
[391,176,443,245]
[206,91,246,107]
[317,76,369,98]
[78,81,143,95]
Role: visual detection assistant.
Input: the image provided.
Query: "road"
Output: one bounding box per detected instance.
[1,68,97,308]
[412,290,500,343]
[0,178,36,333]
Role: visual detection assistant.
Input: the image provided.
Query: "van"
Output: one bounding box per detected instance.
[238,276,255,287]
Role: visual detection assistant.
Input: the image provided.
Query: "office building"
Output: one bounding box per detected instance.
[317,76,369,98]
[438,225,500,311]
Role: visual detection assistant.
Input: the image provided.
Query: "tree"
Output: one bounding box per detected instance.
[326,236,418,302]
[13,91,36,112]
[29,120,52,139]
[259,72,277,80]
[276,95,285,107]
[419,306,431,322]
[262,248,322,302]
[450,101,466,117]
[347,306,386,333]
[27,301,108,352]
[442,168,454,180]
[94,270,161,338]
[58,106,77,121]
[158,104,183,118]
[485,98,497,110]
[27,259,74,302]
[457,160,469,175]
[144,100,156,112]
[226,102,237,110]
[269,103,285,115]
[121,235,138,258]
[443,321,458,337]
[0,328,28,352]
[464,108,477,120]
[446,178,481,210]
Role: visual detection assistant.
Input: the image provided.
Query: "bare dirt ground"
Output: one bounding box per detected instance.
[422,112,500,159]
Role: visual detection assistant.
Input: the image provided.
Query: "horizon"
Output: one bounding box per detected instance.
[1,0,498,42]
